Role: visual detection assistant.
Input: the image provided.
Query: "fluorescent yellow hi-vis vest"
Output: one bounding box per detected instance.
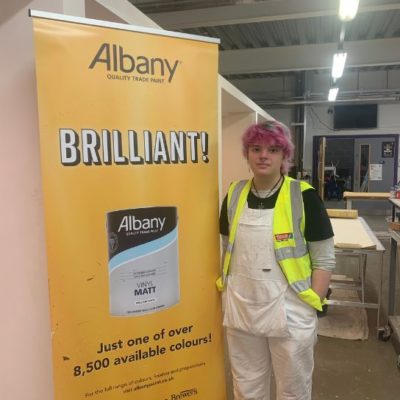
[216,176,324,311]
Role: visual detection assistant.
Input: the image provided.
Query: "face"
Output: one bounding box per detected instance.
[247,143,284,179]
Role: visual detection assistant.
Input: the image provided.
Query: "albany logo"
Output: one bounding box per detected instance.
[89,43,180,82]
[118,215,166,233]
[170,388,198,400]
[274,232,293,242]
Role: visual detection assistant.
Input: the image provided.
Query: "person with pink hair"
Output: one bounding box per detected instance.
[217,120,335,400]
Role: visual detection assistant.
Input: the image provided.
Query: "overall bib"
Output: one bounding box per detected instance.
[224,205,317,400]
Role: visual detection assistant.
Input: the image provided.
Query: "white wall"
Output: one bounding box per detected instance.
[221,113,255,194]
[303,103,400,173]
[220,79,272,195]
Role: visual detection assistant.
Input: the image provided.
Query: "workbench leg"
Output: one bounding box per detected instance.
[376,252,383,337]
[361,254,367,304]
[389,238,398,315]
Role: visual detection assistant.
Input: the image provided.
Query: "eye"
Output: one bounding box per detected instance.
[269,147,280,153]
[250,146,261,153]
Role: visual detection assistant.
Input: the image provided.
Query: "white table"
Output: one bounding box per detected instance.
[329,217,386,335]
[387,199,400,365]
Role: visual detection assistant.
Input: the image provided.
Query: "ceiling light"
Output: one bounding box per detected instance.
[328,87,339,102]
[339,0,359,21]
[332,52,347,79]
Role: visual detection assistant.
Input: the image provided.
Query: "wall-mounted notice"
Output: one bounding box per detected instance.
[369,163,383,181]
[32,11,225,400]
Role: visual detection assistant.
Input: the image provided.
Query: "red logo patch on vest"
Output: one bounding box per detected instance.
[274,232,293,242]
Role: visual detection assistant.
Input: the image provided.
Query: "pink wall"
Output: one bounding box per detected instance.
[0,1,65,399]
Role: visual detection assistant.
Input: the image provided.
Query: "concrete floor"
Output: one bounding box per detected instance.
[314,310,400,400]
[224,200,400,399]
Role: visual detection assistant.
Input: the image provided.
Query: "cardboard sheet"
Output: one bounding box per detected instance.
[318,286,369,341]
[330,218,376,249]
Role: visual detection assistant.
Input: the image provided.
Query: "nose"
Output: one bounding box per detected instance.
[259,148,269,158]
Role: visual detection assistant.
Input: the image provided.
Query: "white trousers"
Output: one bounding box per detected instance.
[226,327,316,400]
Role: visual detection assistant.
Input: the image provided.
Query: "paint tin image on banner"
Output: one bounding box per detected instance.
[106,207,179,316]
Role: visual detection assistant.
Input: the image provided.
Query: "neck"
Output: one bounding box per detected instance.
[253,174,282,191]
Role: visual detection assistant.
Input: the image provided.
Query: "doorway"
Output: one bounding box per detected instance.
[358,144,370,191]
[312,134,398,199]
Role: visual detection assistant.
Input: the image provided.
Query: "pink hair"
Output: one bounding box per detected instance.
[242,121,295,174]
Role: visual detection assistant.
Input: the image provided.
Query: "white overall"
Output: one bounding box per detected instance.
[224,205,317,400]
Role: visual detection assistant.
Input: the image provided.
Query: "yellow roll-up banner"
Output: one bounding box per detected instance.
[32,12,225,400]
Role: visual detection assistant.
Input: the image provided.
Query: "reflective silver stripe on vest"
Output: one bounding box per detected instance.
[226,242,234,253]
[290,277,312,292]
[275,180,308,261]
[275,246,308,260]
[228,180,248,224]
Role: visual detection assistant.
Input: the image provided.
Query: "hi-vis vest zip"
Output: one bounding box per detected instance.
[216,176,325,311]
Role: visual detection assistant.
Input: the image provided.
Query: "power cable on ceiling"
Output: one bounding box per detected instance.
[308,106,335,131]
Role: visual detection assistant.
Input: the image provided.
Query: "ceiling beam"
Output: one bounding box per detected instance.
[94,0,160,27]
[147,0,400,29]
[219,38,400,75]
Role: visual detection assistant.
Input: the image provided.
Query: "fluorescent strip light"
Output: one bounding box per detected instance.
[339,0,359,21]
[328,88,339,102]
[331,52,347,79]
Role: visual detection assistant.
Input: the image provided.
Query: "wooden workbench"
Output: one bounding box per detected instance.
[343,191,390,210]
